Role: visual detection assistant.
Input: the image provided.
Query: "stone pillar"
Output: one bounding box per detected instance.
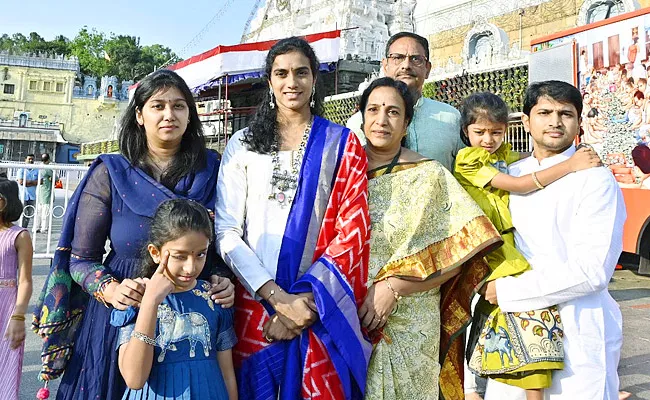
[17,71,25,101]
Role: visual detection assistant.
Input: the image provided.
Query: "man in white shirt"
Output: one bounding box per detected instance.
[483,80,627,400]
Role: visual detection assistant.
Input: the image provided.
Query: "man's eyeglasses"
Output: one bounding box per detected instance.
[387,53,427,67]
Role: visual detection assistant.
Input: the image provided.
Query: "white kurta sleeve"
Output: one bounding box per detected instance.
[495,170,627,312]
[215,134,274,297]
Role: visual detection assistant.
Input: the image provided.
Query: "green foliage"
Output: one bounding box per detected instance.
[323,65,529,127]
[104,35,141,80]
[0,27,181,81]
[0,32,71,56]
[69,27,110,77]
[323,95,361,126]
[422,65,529,112]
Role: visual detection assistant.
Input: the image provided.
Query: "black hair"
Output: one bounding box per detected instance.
[359,77,415,126]
[241,37,325,154]
[139,199,213,278]
[41,153,50,162]
[25,154,35,159]
[385,32,430,60]
[0,178,24,223]
[118,69,206,190]
[523,80,583,117]
[458,92,509,146]
[587,107,599,118]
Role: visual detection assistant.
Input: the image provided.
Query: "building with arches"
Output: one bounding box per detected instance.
[420,0,647,76]
[0,53,129,162]
[240,0,648,82]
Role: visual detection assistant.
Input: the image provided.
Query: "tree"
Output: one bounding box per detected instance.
[135,44,181,80]
[0,34,14,52]
[104,35,141,80]
[46,35,72,56]
[69,27,109,77]
[1,28,181,81]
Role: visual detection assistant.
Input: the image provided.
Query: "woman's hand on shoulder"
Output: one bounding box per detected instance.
[208,275,235,308]
[104,278,146,310]
[358,280,396,331]
[141,252,175,305]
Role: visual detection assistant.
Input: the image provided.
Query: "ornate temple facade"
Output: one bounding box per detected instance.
[422,0,646,77]
[243,0,417,61]
[242,0,649,80]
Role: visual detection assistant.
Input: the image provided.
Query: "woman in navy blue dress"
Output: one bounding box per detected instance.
[32,70,235,400]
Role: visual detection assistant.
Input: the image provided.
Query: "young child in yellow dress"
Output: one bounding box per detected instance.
[454,92,601,400]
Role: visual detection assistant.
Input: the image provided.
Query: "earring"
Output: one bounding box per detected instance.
[309,85,316,108]
[269,87,275,109]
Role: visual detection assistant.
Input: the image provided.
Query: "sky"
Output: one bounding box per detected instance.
[0,0,261,59]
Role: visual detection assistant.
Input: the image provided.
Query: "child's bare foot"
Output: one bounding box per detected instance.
[619,391,631,400]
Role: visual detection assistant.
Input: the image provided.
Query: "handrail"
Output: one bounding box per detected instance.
[2,163,89,259]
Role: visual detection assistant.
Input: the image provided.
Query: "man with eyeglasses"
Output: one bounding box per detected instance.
[346,32,463,171]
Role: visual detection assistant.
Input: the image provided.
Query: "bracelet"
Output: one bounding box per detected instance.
[95,277,119,308]
[10,314,25,321]
[531,171,545,190]
[132,331,157,346]
[267,287,283,301]
[384,279,402,302]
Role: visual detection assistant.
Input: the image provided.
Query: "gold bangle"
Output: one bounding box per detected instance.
[384,279,402,302]
[132,331,157,346]
[531,171,545,190]
[10,314,25,321]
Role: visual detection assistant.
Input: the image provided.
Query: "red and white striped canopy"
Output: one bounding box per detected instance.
[168,30,341,92]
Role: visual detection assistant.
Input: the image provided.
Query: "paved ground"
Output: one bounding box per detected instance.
[16,206,650,399]
[611,270,650,399]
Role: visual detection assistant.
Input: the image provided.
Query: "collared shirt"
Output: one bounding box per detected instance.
[492,145,626,400]
[346,97,463,171]
[17,168,39,201]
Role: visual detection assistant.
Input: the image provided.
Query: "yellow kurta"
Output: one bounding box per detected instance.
[366,160,501,400]
[454,144,564,389]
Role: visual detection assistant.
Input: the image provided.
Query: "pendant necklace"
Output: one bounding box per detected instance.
[147,155,168,181]
[268,117,313,206]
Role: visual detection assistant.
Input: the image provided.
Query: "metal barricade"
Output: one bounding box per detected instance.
[1,162,89,259]
[506,113,533,153]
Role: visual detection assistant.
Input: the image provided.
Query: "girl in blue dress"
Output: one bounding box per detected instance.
[114,199,237,400]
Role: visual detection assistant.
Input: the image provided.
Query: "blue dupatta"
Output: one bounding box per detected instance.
[32,151,220,380]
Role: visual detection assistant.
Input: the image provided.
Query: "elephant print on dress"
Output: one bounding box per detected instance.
[156,304,212,362]
[484,326,514,366]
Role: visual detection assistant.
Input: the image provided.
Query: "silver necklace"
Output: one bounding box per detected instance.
[268,118,312,205]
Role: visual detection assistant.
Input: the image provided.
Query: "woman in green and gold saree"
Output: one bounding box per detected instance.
[358,78,502,400]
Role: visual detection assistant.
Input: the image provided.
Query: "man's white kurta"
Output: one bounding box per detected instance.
[486,146,626,400]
